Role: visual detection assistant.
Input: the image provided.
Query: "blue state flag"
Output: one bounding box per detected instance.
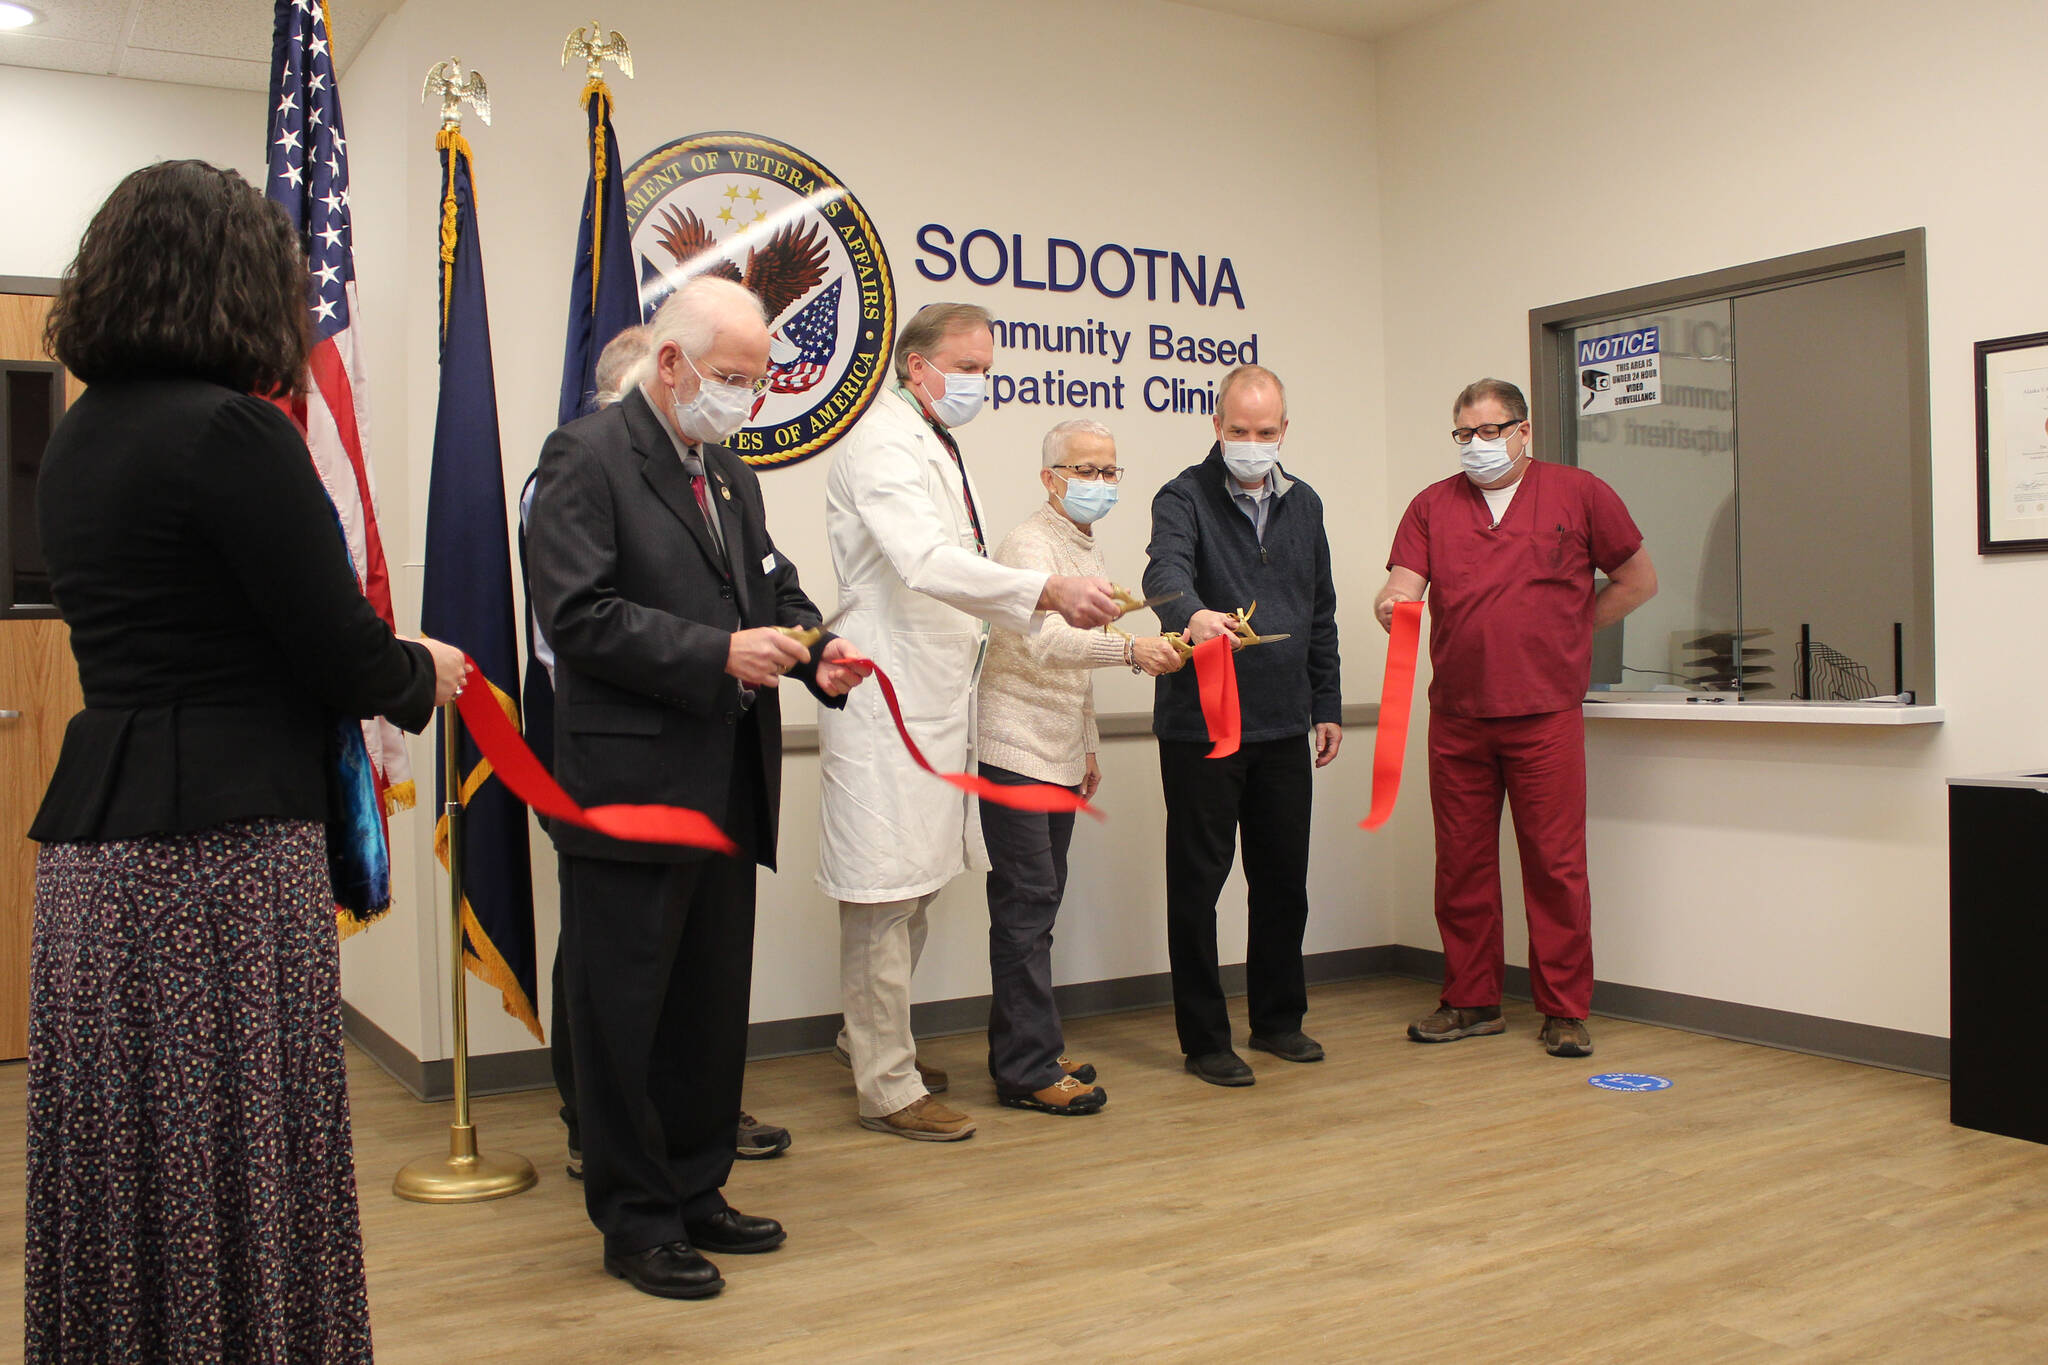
[557,79,642,425]
[422,126,540,1041]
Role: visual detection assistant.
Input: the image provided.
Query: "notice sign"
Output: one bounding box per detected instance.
[1578,326,1662,413]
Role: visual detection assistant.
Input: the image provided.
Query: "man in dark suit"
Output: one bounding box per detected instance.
[527,276,864,1301]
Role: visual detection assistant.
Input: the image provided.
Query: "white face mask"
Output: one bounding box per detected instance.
[1459,433,1517,483]
[1221,440,1280,484]
[673,349,755,445]
[917,358,986,428]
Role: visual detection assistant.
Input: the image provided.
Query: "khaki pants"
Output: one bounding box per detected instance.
[837,892,937,1118]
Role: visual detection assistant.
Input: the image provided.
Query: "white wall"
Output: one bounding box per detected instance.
[342,0,1396,1060]
[1373,0,2048,1037]
[0,67,266,277]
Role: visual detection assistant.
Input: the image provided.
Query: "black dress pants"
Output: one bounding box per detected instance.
[1159,734,1313,1057]
[978,763,1079,1096]
[558,731,762,1257]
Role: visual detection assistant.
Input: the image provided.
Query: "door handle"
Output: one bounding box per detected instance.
[0,710,21,720]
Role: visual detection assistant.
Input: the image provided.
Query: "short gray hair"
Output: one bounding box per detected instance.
[1452,378,1528,422]
[593,324,652,408]
[1042,418,1113,469]
[628,277,767,393]
[1216,363,1286,423]
[891,302,993,384]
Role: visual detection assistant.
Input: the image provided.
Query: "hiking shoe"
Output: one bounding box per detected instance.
[1407,1004,1506,1043]
[858,1095,977,1142]
[834,1041,948,1093]
[1248,1030,1325,1062]
[735,1111,791,1160]
[1185,1050,1255,1087]
[1540,1016,1594,1058]
[1058,1055,1098,1084]
[999,1075,1108,1115]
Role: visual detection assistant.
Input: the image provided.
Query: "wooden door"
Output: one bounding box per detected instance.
[2,289,84,1061]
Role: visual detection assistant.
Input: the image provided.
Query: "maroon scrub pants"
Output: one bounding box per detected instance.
[1427,707,1592,1019]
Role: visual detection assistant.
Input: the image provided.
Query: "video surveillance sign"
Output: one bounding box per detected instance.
[1578,325,1662,414]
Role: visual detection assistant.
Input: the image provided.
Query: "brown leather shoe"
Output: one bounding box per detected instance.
[858,1095,977,1142]
[833,1042,949,1094]
[1407,1003,1506,1043]
[1058,1055,1097,1084]
[999,1075,1107,1115]
[1540,1016,1594,1057]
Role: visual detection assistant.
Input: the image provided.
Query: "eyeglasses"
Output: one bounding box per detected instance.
[1450,420,1525,443]
[683,349,772,396]
[1053,464,1124,484]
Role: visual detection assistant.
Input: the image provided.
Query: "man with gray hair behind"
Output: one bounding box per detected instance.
[975,419,1184,1115]
[819,302,1121,1142]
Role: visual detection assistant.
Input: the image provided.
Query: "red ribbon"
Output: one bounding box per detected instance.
[454,659,738,854]
[1360,600,1424,831]
[1192,634,1241,759]
[843,658,1103,819]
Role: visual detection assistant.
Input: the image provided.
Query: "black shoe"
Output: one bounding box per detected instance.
[1185,1050,1255,1087]
[683,1208,787,1255]
[603,1242,723,1300]
[1248,1030,1325,1063]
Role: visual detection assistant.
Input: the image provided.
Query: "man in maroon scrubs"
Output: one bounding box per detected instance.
[1376,378,1657,1057]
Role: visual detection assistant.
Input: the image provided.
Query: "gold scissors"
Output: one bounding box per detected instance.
[1160,602,1291,658]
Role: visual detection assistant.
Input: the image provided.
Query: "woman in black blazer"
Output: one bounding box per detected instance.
[23,161,463,1364]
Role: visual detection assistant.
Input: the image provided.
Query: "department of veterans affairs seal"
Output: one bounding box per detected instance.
[623,131,894,469]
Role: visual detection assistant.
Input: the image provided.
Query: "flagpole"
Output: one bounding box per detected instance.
[395,701,537,1203]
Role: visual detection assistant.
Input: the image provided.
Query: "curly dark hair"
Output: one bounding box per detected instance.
[45,160,312,398]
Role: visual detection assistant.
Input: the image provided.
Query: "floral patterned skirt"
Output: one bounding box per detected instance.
[25,819,373,1365]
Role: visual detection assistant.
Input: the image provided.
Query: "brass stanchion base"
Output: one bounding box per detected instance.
[392,1123,537,1204]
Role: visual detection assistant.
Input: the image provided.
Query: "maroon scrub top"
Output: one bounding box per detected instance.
[1388,459,1643,718]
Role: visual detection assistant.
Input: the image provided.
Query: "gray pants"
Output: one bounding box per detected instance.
[979,763,1079,1095]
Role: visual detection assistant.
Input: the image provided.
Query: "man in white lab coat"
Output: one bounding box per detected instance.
[818,302,1119,1140]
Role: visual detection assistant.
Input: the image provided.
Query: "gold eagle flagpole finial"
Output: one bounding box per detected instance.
[562,22,633,81]
[422,57,492,131]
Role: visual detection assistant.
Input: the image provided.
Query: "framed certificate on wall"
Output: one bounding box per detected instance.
[1977,331,2048,554]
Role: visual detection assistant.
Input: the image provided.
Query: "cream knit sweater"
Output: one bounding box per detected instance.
[977,502,1130,786]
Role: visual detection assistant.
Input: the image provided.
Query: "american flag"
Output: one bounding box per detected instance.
[768,277,841,395]
[266,0,416,839]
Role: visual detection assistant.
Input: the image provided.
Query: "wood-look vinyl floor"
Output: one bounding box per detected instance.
[4,976,2047,1363]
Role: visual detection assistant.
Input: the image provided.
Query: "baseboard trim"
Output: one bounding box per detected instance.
[343,946,1396,1101]
[1385,945,1950,1078]
[340,1000,557,1102]
[341,941,1949,1099]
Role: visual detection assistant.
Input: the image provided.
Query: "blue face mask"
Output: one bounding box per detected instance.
[1057,473,1119,525]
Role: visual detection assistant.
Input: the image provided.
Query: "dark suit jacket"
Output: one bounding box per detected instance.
[526,387,841,867]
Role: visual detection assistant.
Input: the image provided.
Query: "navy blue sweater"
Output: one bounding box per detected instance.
[1142,445,1341,743]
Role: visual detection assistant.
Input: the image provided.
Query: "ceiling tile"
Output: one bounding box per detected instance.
[116,46,268,91]
[3,0,128,44]
[0,30,115,76]
[127,0,270,61]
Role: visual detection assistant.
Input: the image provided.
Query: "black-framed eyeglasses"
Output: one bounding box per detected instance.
[1053,464,1124,484]
[1451,420,1525,443]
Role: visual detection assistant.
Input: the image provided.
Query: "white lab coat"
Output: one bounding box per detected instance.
[816,387,1048,903]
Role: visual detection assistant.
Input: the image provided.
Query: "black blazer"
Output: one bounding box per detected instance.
[525,387,841,867]
[31,379,437,843]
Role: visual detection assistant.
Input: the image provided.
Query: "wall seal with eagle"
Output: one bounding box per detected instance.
[622,131,895,470]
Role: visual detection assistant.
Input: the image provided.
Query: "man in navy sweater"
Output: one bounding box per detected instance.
[1142,364,1343,1086]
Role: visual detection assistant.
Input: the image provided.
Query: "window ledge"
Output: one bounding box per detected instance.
[1583,698,1944,725]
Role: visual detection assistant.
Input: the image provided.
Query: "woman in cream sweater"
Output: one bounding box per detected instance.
[976,420,1182,1114]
